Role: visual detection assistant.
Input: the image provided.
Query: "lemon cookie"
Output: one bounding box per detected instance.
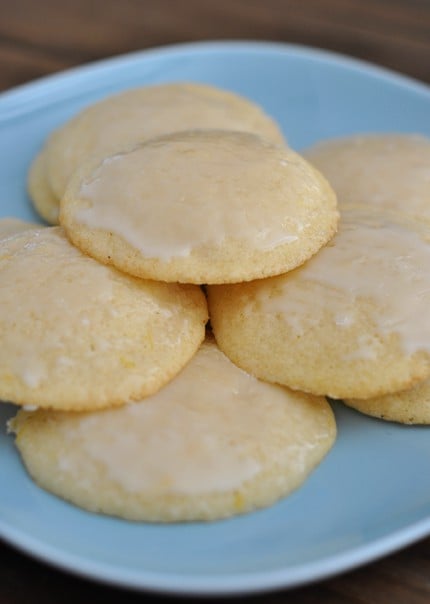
[27,149,59,224]
[304,133,430,222]
[9,338,336,522]
[344,378,430,425]
[0,227,207,410]
[208,210,430,399]
[30,82,286,218]
[0,217,39,238]
[60,130,338,284]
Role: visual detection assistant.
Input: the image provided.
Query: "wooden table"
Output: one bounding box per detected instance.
[1,1,429,602]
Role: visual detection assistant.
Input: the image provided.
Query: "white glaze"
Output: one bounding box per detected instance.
[75,131,327,260]
[253,212,430,356]
[55,341,331,495]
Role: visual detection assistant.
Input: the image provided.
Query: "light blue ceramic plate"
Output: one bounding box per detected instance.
[0,41,430,596]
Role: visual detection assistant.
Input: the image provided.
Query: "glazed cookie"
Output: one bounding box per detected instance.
[27,149,59,224]
[304,133,430,222]
[9,338,336,522]
[30,82,286,218]
[208,210,430,399]
[0,217,40,238]
[344,378,430,425]
[60,130,338,284]
[0,227,207,410]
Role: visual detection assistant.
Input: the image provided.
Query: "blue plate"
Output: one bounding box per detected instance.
[1,41,430,596]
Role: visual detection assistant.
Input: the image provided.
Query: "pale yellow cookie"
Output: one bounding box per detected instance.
[0,217,39,238]
[60,129,338,284]
[35,82,286,210]
[27,149,59,224]
[304,133,430,223]
[208,210,430,399]
[0,227,207,410]
[9,338,336,522]
[344,378,430,425]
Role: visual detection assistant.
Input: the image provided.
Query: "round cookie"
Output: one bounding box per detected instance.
[31,82,286,217]
[344,378,430,425]
[60,129,338,284]
[207,210,430,399]
[9,338,336,522]
[0,217,40,238]
[0,226,207,410]
[304,133,430,222]
[27,149,59,224]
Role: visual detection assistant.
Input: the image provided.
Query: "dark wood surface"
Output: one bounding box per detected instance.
[1,1,430,602]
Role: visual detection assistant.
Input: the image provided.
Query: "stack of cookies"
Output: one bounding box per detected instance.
[2,82,428,523]
[1,83,338,522]
[209,133,430,425]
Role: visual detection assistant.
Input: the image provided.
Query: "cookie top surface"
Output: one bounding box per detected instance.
[0,217,39,238]
[208,209,430,399]
[43,82,286,201]
[344,377,430,425]
[61,129,338,284]
[10,338,336,522]
[304,133,430,222]
[0,227,207,410]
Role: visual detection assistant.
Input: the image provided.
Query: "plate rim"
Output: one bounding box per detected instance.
[1,512,430,595]
[0,39,430,119]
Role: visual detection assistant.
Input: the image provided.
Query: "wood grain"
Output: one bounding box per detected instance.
[1,1,430,603]
[1,0,430,89]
